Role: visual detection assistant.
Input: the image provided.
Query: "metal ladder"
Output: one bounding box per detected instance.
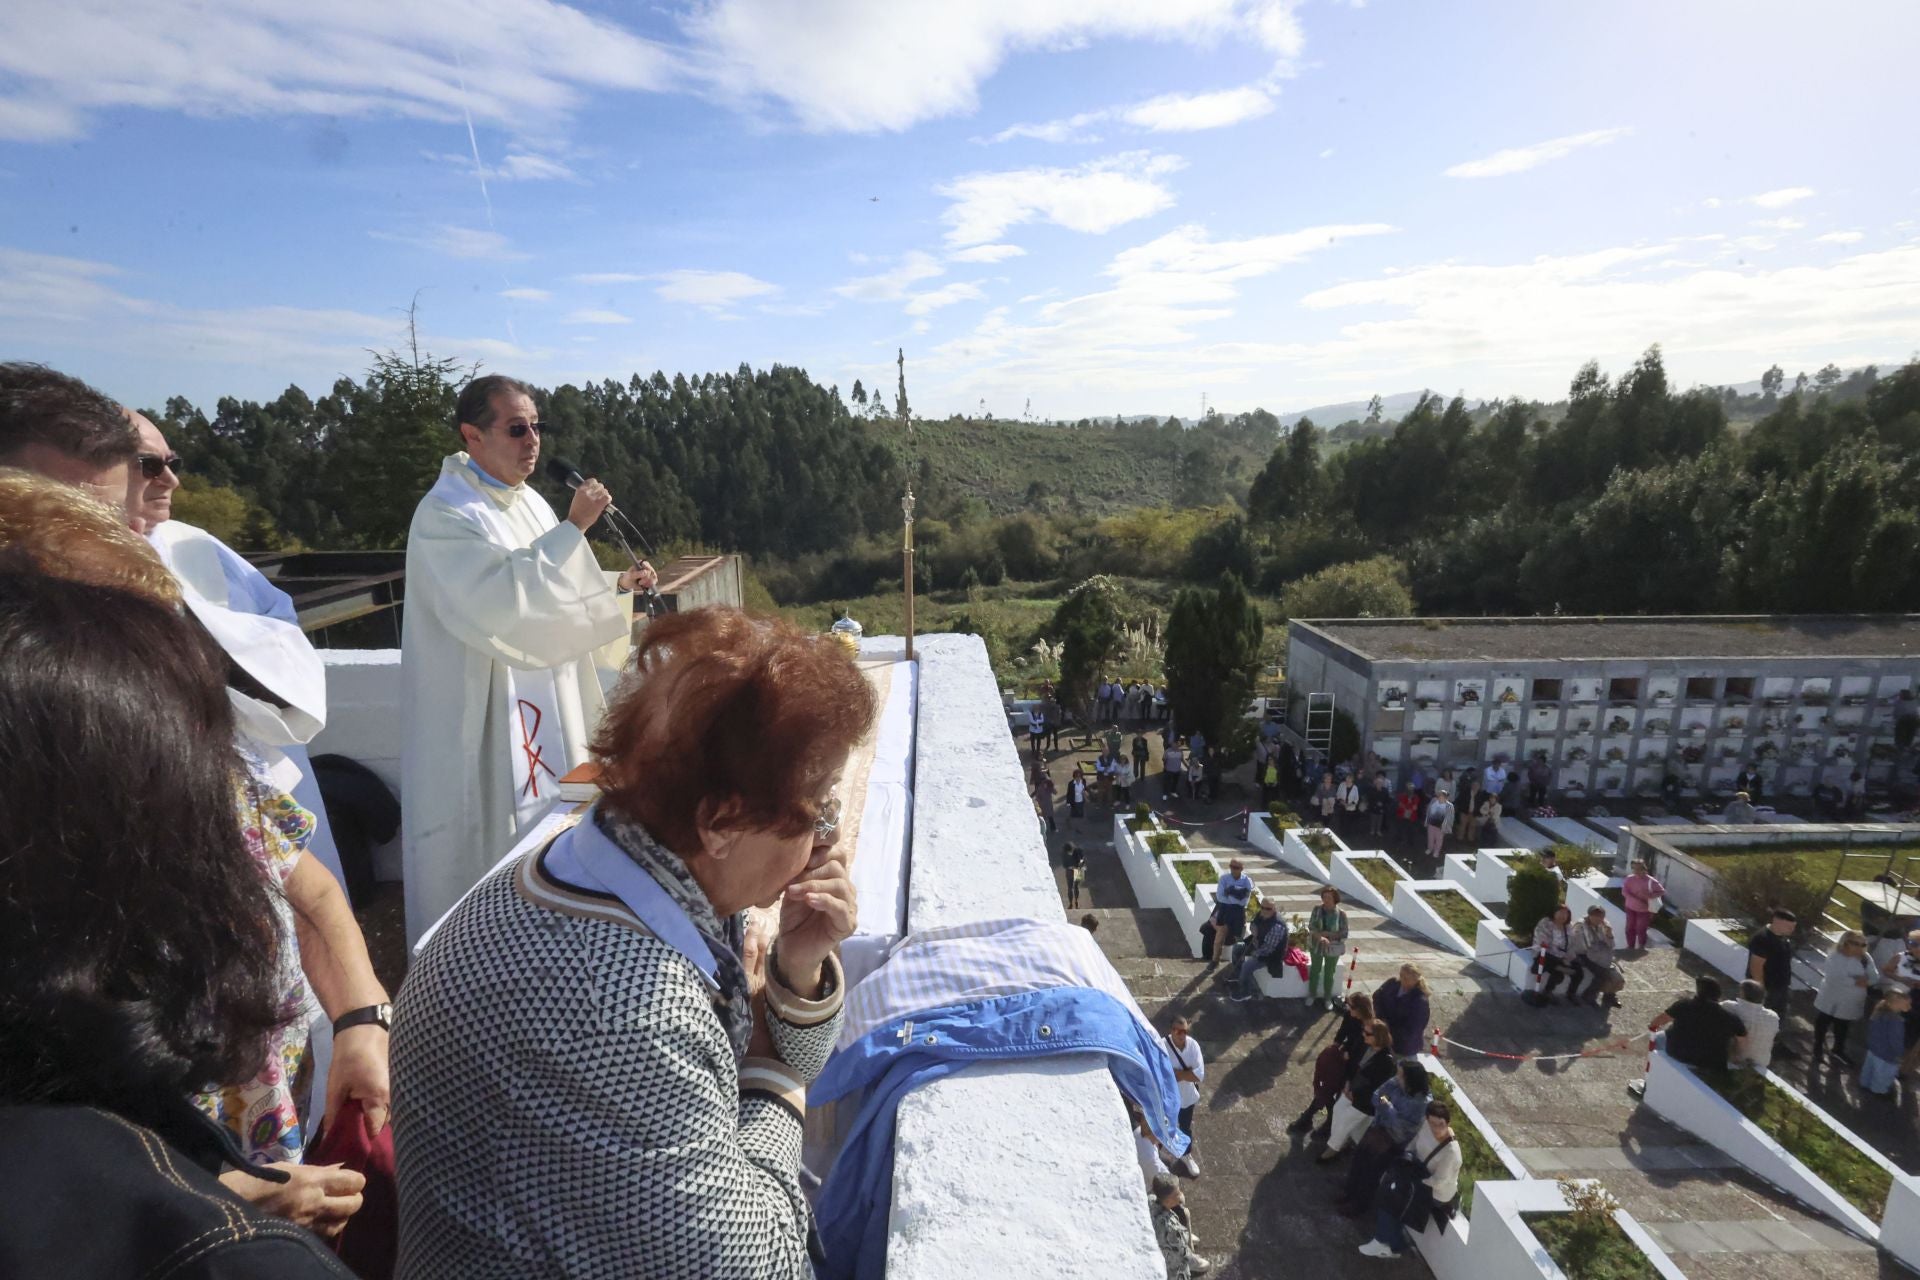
[1305,691,1336,772]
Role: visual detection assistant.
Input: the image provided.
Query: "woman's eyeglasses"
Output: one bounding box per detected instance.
[137,453,183,479]
[813,794,843,841]
[504,421,543,439]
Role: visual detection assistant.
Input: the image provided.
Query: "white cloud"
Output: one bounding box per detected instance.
[492,153,578,182]
[684,1,1303,134]
[1319,147,1335,159]
[835,251,945,302]
[919,221,1390,393]
[1816,230,1865,245]
[985,108,1110,145]
[1122,85,1273,132]
[1751,217,1805,231]
[1748,186,1815,209]
[370,225,526,261]
[904,281,986,316]
[651,269,778,310]
[1443,127,1632,179]
[939,152,1184,247]
[500,287,552,301]
[571,272,647,285]
[910,232,1920,414]
[0,0,677,143]
[563,308,633,325]
[949,243,1027,264]
[0,246,532,396]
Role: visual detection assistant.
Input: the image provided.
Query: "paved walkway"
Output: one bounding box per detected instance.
[1040,744,1912,1280]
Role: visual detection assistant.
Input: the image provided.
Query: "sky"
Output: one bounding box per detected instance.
[1,0,1917,420]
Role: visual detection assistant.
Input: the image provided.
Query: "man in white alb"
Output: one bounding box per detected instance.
[401,375,655,943]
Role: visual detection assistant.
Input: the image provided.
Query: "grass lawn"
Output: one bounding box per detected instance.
[1173,859,1213,897]
[1422,889,1489,942]
[1300,828,1340,859]
[1702,1068,1893,1219]
[1425,1075,1508,1218]
[1595,887,1687,943]
[1688,841,1920,930]
[1524,1212,1658,1280]
[1350,855,1405,901]
[1145,831,1186,859]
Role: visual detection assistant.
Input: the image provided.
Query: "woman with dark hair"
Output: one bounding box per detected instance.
[393,608,878,1279]
[0,570,354,1278]
[1358,1101,1461,1259]
[1337,1059,1433,1215]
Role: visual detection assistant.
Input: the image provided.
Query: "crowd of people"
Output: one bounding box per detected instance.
[0,363,868,1279]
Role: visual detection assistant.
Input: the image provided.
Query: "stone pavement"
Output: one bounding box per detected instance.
[1037,742,1916,1280]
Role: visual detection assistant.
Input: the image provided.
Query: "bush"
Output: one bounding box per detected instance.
[1708,857,1829,942]
[1146,831,1185,859]
[1546,842,1599,878]
[1505,861,1564,936]
[1279,554,1414,620]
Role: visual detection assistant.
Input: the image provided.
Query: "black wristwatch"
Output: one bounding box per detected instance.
[333,1003,392,1035]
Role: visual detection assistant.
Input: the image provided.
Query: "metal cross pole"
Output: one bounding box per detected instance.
[902,485,916,663]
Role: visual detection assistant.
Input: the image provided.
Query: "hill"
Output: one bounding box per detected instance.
[890,413,1279,517]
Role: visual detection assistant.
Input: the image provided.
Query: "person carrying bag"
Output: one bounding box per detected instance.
[1359,1101,1462,1259]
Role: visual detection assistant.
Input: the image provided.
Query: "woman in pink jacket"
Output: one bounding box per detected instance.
[1621,857,1666,950]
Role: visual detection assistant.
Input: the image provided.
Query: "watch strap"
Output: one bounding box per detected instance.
[333,1003,392,1035]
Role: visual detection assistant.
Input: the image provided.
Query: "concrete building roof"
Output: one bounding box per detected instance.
[1296,615,1920,663]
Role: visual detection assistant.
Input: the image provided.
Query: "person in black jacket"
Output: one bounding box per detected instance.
[1317,1019,1397,1163]
[1289,991,1375,1137]
[0,566,353,1280]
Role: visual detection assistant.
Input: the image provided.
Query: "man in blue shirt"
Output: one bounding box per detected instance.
[1204,858,1254,963]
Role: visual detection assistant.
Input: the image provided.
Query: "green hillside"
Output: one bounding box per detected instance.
[884,414,1279,516]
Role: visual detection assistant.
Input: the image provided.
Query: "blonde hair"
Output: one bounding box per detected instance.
[1401,963,1432,996]
[0,467,177,604]
[1840,930,1867,951]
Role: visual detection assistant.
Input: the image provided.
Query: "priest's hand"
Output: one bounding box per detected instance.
[567,477,614,531]
[776,841,856,999]
[617,560,657,593]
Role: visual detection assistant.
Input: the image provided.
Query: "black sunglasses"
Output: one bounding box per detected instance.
[137,453,184,479]
[502,421,544,439]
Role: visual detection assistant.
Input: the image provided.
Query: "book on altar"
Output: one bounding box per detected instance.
[558,761,603,803]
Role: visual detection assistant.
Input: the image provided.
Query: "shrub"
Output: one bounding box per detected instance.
[1525,1180,1655,1280]
[1134,801,1153,824]
[1300,829,1339,858]
[1505,861,1564,936]
[1546,842,1599,878]
[1707,857,1829,942]
[1146,831,1185,859]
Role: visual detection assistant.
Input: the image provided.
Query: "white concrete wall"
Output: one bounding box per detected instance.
[307,649,405,879]
[1640,1049,1904,1244]
[1394,881,1492,957]
[889,633,1162,1279]
[1331,850,1412,917]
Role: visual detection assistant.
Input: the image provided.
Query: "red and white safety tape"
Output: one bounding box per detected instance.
[1427,1027,1652,1064]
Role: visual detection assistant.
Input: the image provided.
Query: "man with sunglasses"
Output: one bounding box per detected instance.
[401,374,654,944]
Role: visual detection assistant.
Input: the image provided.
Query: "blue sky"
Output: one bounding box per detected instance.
[2,0,1916,418]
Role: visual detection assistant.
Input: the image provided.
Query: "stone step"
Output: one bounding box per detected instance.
[1641,1218,1876,1257]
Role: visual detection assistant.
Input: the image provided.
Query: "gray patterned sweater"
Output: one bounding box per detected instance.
[392,843,843,1279]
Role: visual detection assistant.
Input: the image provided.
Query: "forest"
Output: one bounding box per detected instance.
[147,345,1920,690]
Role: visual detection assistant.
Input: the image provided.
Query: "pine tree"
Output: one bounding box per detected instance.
[1162,572,1263,744]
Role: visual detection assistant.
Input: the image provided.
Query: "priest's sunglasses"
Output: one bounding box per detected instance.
[500,420,543,439]
[137,453,184,478]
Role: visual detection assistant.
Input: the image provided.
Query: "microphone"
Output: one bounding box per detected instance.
[546,457,664,615]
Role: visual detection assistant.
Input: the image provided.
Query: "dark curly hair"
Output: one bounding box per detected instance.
[0,572,285,1111]
[0,362,137,466]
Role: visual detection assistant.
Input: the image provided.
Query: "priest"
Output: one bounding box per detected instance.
[401,375,655,943]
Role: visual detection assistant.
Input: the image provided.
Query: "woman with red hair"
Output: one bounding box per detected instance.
[392,608,876,1279]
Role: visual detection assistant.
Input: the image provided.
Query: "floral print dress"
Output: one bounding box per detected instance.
[192,780,322,1165]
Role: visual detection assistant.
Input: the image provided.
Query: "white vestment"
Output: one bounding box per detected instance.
[400,454,631,944]
[146,519,342,889]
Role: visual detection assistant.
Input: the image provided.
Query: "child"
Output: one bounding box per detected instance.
[1862,988,1909,1097]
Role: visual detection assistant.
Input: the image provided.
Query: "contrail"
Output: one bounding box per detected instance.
[453,50,495,228]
